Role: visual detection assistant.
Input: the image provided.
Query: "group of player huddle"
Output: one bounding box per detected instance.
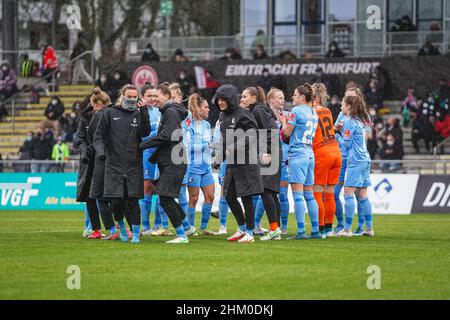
[78,80,374,244]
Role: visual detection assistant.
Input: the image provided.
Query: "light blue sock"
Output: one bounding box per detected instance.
[219,197,229,227]
[293,191,306,234]
[109,225,117,235]
[279,187,289,230]
[357,198,366,229]
[131,225,140,243]
[334,184,344,227]
[201,203,213,230]
[254,198,265,227]
[178,186,188,215]
[182,217,192,231]
[139,195,151,231]
[188,207,196,227]
[246,229,254,236]
[358,197,373,230]
[117,219,128,242]
[344,194,356,231]
[304,191,319,233]
[175,225,187,238]
[84,206,91,229]
[239,224,246,232]
[154,197,162,229]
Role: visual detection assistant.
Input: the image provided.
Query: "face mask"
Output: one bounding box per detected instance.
[330,46,336,51]
[387,140,395,146]
[100,77,107,83]
[26,136,32,142]
[70,112,76,119]
[114,74,120,81]
[263,72,269,77]
[422,109,428,115]
[52,100,58,105]
[2,66,8,72]
[370,110,376,116]
[144,48,151,54]
[376,123,384,129]
[122,96,138,111]
[179,74,185,80]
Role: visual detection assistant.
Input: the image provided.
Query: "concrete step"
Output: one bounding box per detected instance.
[0,135,25,143]
[59,85,93,91]
[6,116,45,122]
[19,110,47,116]
[0,122,39,129]
[0,147,19,154]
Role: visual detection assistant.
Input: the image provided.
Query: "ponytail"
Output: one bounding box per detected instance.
[312,83,330,106]
[296,83,313,103]
[245,86,267,104]
[90,87,111,106]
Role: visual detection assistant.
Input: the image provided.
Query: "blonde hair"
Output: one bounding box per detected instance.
[188,93,207,120]
[312,83,330,106]
[90,87,111,107]
[116,84,138,106]
[169,83,183,102]
[267,87,284,107]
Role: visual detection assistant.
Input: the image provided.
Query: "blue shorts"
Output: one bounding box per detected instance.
[187,172,215,188]
[218,162,226,186]
[280,161,288,182]
[182,165,190,185]
[143,150,158,181]
[344,162,372,188]
[288,156,315,186]
[339,157,347,183]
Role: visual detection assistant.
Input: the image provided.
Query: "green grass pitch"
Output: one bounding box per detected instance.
[0,211,449,300]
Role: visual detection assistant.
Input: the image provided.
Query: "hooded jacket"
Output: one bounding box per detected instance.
[140,102,188,168]
[0,62,17,90]
[93,105,150,198]
[214,84,264,198]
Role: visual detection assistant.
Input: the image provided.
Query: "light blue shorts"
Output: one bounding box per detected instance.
[187,172,215,188]
[288,156,315,186]
[344,161,371,188]
[143,150,157,181]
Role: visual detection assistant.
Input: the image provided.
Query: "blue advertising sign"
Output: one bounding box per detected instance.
[0,173,84,211]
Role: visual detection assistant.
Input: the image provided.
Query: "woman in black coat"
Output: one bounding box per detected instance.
[93,84,150,243]
[214,84,264,243]
[240,86,282,241]
[140,84,190,244]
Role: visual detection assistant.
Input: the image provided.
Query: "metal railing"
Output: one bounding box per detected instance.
[0,159,448,175]
[0,51,94,134]
[128,30,449,61]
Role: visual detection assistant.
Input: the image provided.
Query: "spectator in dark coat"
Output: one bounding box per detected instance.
[364,78,384,110]
[325,41,345,58]
[40,96,65,137]
[0,61,18,101]
[109,70,129,103]
[379,134,404,172]
[220,47,242,60]
[30,127,53,173]
[141,43,160,62]
[95,73,116,101]
[411,108,434,153]
[16,132,34,172]
[418,41,440,56]
[257,68,274,94]
[176,70,196,99]
[253,45,269,60]
[384,117,403,147]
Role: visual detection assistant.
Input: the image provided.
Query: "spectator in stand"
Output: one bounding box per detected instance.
[252,30,268,47]
[220,47,242,60]
[383,117,403,148]
[171,49,188,63]
[256,68,274,94]
[71,32,93,84]
[401,88,418,127]
[40,96,65,137]
[329,95,341,123]
[60,105,79,143]
[253,44,269,60]
[0,61,18,102]
[277,49,297,61]
[51,136,70,172]
[20,53,39,79]
[420,92,438,117]
[141,43,160,62]
[411,108,434,154]
[418,41,440,56]
[41,42,59,93]
[176,69,196,99]
[325,41,345,58]
[436,78,450,105]
[434,112,450,154]
[312,67,333,94]
[95,72,115,100]
[390,15,417,32]
[17,132,34,172]
[425,21,443,44]
[364,78,384,112]
[109,70,129,103]
[30,127,53,173]
[378,133,404,172]
[366,107,382,159]
[0,102,7,122]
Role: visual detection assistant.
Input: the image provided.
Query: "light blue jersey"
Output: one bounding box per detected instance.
[276,111,290,181]
[342,117,371,166]
[142,106,161,180]
[187,119,213,175]
[288,105,318,158]
[181,111,192,184]
[335,111,348,159]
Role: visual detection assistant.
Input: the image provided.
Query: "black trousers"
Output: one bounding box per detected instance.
[110,179,140,227]
[225,177,255,230]
[86,198,114,231]
[412,132,431,151]
[96,199,115,230]
[261,190,281,225]
[159,196,186,229]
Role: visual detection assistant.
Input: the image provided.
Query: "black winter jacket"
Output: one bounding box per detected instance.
[93,105,150,198]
